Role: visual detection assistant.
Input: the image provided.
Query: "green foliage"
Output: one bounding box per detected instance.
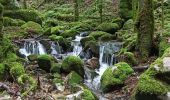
[51,26,65,35]
[0,64,5,80]
[159,37,170,56]
[123,52,137,66]
[67,71,83,85]
[60,29,78,38]
[61,56,84,77]
[89,31,109,40]
[3,17,26,27]
[96,23,120,34]
[10,62,25,78]
[119,0,133,19]
[81,89,96,100]
[21,21,43,34]
[4,10,42,24]
[50,63,61,73]
[101,62,134,92]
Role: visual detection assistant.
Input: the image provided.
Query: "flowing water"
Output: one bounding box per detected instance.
[18,33,122,99]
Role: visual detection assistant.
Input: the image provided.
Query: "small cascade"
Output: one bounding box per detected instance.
[51,41,63,59]
[84,42,122,96]
[19,40,46,57]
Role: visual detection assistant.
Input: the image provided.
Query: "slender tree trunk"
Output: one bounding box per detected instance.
[98,0,103,23]
[0,4,4,39]
[161,0,164,36]
[74,0,79,21]
[135,0,154,59]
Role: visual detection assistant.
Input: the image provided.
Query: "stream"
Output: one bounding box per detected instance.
[18,32,122,99]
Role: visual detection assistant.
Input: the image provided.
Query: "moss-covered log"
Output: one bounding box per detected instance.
[135,0,154,59]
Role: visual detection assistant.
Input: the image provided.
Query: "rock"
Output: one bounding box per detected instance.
[3,17,26,27]
[27,54,38,61]
[163,57,170,71]
[53,73,65,91]
[101,62,134,92]
[122,52,137,66]
[61,56,84,77]
[86,57,99,69]
[4,10,42,24]
[89,31,110,40]
[39,40,51,53]
[51,26,65,35]
[21,21,43,34]
[123,19,133,30]
[37,54,53,72]
[66,71,83,85]
[96,23,120,34]
[99,34,117,42]
[60,29,79,38]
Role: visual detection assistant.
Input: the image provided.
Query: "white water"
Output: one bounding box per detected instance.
[84,42,122,98]
[19,41,46,57]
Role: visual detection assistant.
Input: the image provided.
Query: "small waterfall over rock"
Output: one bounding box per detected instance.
[19,40,46,57]
[84,42,122,98]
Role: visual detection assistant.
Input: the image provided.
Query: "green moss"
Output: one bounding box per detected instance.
[99,34,116,42]
[10,62,25,78]
[61,56,84,77]
[4,10,42,24]
[49,35,64,42]
[60,29,78,38]
[0,64,5,80]
[21,21,43,34]
[123,19,133,30]
[71,22,93,31]
[3,17,26,27]
[159,37,170,56]
[50,63,61,73]
[89,31,109,40]
[81,89,96,100]
[123,52,137,66]
[27,54,38,61]
[101,62,134,92]
[51,26,65,35]
[67,71,83,85]
[96,23,120,34]
[56,13,74,22]
[80,36,95,47]
[37,54,53,72]
[84,40,99,57]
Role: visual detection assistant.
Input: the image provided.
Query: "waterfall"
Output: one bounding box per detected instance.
[84,42,122,93]
[19,40,46,57]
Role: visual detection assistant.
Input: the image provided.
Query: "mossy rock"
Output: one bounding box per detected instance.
[56,13,74,22]
[123,52,137,66]
[84,40,99,57]
[3,17,26,27]
[66,71,83,85]
[71,22,93,31]
[159,37,170,56]
[4,10,42,24]
[81,89,96,100]
[44,18,58,27]
[123,19,134,30]
[112,17,124,27]
[51,26,65,35]
[37,54,54,72]
[89,31,109,40]
[50,63,61,73]
[10,62,25,78]
[96,23,120,34]
[60,29,79,38]
[101,62,134,92]
[21,21,43,34]
[99,34,117,42]
[61,56,84,77]
[0,64,6,80]
[80,36,95,47]
[27,54,38,61]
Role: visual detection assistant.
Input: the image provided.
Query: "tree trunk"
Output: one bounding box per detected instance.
[74,0,79,21]
[135,0,154,59]
[0,4,4,39]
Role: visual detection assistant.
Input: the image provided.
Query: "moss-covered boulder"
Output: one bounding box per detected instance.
[4,10,42,24]
[66,71,83,85]
[80,36,95,47]
[123,19,133,30]
[60,29,78,38]
[10,62,25,78]
[122,52,137,66]
[99,34,117,42]
[27,54,38,62]
[101,62,134,92]
[89,31,109,40]
[84,40,99,57]
[81,89,96,100]
[50,63,61,73]
[51,26,65,35]
[96,23,120,34]
[37,55,54,72]
[3,17,26,27]
[61,56,84,77]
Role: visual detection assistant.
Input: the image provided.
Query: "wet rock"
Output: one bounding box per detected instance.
[80,36,95,47]
[96,23,120,34]
[39,40,51,54]
[89,31,110,40]
[86,57,99,69]
[61,56,84,77]
[101,62,134,92]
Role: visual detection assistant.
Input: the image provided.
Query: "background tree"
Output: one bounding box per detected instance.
[135,0,154,59]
